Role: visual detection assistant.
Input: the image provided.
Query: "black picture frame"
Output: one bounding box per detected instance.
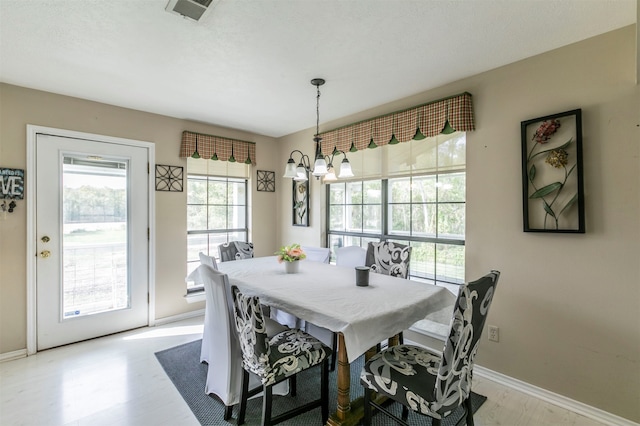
[521,109,585,233]
[292,175,309,227]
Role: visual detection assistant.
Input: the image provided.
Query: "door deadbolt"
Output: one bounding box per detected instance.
[41,236,50,243]
[40,250,51,258]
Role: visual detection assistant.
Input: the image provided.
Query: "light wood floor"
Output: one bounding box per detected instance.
[0,316,607,426]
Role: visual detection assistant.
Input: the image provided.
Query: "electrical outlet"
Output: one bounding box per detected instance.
[488,325,499,342]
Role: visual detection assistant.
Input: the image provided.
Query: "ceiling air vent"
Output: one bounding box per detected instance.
[165,0,214,22]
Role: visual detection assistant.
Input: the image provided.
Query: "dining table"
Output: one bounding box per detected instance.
[218,256,455,426]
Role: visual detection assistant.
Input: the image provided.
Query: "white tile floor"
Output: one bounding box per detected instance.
[0,316,607,426]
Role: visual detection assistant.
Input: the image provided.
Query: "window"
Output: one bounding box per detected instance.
[186,158,249,292]
[327,132,465,288]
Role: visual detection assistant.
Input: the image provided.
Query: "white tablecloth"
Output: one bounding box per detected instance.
[219,256,455,363]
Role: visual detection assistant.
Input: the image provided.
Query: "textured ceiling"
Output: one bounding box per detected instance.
[0,0,636,138]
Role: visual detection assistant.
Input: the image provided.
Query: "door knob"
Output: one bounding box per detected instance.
[40,250,51,258]
[41,236,50,243]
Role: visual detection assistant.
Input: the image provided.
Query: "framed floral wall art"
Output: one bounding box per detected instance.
[521,109,585,233]
[292,174,309,227]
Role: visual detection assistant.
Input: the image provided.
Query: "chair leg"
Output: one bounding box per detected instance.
[290,374,297,397]
[223,405,233,421]
[321,358,330,424]
[464,396,475,426]
[401,405,409,421]
[262,384,273,426]
[330,332,338,371]
[363,388,372,426]
[237,370,250,425]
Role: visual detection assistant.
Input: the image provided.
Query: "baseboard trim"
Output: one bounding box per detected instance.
[153,308,205,326]
[0,349,27,363]
[1,310,206,361]
[473,364,638,426]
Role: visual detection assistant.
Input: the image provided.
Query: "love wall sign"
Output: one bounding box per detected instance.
[1,168,24,199]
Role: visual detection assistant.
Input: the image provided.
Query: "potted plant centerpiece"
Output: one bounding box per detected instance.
[275,243,306,273]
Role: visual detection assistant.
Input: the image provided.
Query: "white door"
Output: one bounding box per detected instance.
[36,134,149,350]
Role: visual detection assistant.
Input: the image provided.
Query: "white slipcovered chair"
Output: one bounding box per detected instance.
[197,252,218,365]
[196,265,288,420]
[198,251,218,269]
[301,246,331,263]
[336,245,367,267]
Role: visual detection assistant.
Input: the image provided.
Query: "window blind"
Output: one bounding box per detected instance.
[341,132,465,181]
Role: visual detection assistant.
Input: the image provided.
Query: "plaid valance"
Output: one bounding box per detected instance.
[318,92,474,155]
[179,131,257,165]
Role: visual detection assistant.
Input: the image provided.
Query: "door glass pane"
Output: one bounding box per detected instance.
[62,156,128,318]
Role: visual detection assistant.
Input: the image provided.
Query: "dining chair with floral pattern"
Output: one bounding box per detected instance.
[219,241,254,262]
[231,285,332,426]
[365,241,412,279]
[198,266,288,420]
[360,270,500,426]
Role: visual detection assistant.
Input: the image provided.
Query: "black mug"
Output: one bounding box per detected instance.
[355,266,370,287]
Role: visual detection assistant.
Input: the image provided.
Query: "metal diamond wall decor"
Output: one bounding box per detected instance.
[257,170,275,192]
[155,165,183,192]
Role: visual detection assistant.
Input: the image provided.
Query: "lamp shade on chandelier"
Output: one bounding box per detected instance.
[283,78,353,182]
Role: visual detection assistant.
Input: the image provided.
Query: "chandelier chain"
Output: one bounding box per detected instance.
[316,84,321,137]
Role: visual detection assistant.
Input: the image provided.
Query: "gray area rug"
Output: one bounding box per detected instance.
[155,340,486,425]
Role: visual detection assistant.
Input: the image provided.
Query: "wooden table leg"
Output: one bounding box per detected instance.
[327,333,352,425]
[326,332,405,425]
[327,334,391,426]
[387,334,400,348]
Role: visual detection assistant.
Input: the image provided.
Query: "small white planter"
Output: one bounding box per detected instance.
[284,261,300,274]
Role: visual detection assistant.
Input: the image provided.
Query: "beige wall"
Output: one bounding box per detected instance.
[277,26,639,422]
[0,84,280,352]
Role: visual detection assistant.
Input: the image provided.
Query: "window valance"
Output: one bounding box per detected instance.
[179,131,257,166]
[318,92,474,156]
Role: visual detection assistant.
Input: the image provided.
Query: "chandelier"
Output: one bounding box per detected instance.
[283,78,353,182]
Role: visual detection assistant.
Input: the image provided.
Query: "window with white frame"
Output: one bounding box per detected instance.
[186,157,250,292]
[327,132,465,289]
